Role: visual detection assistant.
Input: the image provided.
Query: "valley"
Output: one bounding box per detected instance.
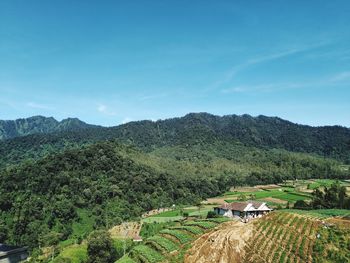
[0,114,349,263]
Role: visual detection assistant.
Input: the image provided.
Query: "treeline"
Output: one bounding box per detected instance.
[1,113,350,169]
[0,142,229,250]
[294,181,350,209]
[1,139,348,252]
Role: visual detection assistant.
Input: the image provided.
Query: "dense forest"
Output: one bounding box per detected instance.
[0,113,349,254]
[1,113,350,167]
[0,116,97,140]
[0,142,229,250]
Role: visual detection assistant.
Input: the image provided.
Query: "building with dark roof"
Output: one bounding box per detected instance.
[214,201,272,218]
[0,244,28,263]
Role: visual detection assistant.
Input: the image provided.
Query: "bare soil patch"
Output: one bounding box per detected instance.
[184,221,253,263]
[109,222,141,239]
[142,208,171,218]
[326,217,350,229]
[229,186,261,192]
[256,184,280,189]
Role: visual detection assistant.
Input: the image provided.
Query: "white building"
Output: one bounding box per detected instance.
[214,201,272,218]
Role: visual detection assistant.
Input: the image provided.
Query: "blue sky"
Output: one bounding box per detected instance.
[1,0,349,127]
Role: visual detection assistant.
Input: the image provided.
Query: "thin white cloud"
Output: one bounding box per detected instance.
[138,93,168,101]
[212,41,332,90]
[97,104,116,116]
[331,71,350,82]
[221,86,247,93]
[27,102,53,110]
[221,72,350,94]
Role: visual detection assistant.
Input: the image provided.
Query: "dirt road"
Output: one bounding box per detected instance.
[184,220,253,263]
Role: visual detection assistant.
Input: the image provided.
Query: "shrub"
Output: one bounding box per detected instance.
[159,229,193,244]
[132,245,164,263]
[206,211,218,218]
[87,230,117,263]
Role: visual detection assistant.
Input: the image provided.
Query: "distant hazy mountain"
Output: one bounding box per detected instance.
[0,116,97,140]
[0,113,349,165]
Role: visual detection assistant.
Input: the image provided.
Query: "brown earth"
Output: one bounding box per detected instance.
[109,221,141,239]
[184,221,253,263]
[142,208,171,218]
[229,186,261,192]
[326,216,350,229]
[255,184,280,189]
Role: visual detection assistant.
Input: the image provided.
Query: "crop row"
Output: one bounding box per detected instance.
[184,220,217,229]
[204,217,231,223]
[245,212,316,263]
[131,245,164,263]
[146,235,179,253]
[171,225,205,235]
[159,229,194,244]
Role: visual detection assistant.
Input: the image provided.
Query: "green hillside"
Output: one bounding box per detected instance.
[0,116,97,140]
[0,113,349,262]
[1,113,350,169]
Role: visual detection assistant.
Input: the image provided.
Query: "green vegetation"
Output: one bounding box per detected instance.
[116,255,136,263]
[284,209,350,218]
[311,181,350,209]
[244,212,318,263]
[171,226,204,235]
[0,113,349,261]
[117,218,225,263]
[140,222,177,239]
[131,245,164,263]
[0,142,228,252]
[86,230,117,263]
[159,229,193,244]
[184,221,217,229]
[224,188,311,202]
[313,224,350,262]
[51,244,87,263]
[0,116,95,140]
[146,236,179,252]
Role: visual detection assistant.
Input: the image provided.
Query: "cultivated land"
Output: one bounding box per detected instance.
[114,210,350,263]
[49,179,350,263]
[204,179,350,209]
[184,221,253,263]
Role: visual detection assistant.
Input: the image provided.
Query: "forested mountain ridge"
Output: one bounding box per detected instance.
[0,141,228,249]
[0,114,349,254]
[0,139,348,252]
[0,115,97,140]
[1,113,350,167]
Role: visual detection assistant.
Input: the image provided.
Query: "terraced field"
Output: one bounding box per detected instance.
[116,218,231,263]
[116,211,350,263]
[243,212,319,263]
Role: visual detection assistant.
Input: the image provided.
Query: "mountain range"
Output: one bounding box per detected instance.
[1,113,350,164]
[1,112,349,252]
[0,116,97,140]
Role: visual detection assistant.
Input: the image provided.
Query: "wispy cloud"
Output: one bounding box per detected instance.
[212,41,331,90]
[97,104,116,116]
[221,70,350,94]
[331,71,350,82]
[26,102,53,110]
[138,93,168,101]
[221,83,299,94]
